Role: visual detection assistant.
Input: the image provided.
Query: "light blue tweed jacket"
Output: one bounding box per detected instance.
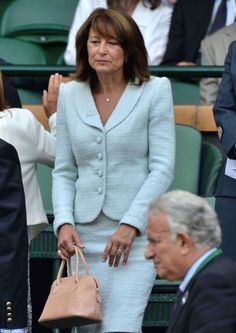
[53,76,175,235]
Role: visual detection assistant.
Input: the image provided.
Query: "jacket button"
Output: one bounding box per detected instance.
[96,136,102,144]
[97,187,103,194]
[7,307,12,311]
[97,153,103,160]
[6,301,12,306]
[7,313,12,317]
[7,318,13,322]
[97,170,103,177]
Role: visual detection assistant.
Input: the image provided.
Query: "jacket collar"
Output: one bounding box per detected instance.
[75,81,144,132]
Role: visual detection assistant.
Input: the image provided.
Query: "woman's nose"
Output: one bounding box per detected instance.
[98,41,107,54]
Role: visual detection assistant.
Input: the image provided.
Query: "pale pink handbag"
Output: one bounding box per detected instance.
[38,245,102,329]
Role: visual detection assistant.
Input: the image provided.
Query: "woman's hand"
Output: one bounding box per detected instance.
[102,224,138,267]
[57,223,85,260]
[42,73,62,118]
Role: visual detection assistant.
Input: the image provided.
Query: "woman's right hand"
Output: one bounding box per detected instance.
[42,73,62,118]
[57,223,85,260]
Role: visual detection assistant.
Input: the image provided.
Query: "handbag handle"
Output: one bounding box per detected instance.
[56,245,91,284]
[74,245,90,276]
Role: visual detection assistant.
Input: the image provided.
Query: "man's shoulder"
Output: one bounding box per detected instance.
[202,23,236,48]
[196,255,236,288]
[229,40,236,54]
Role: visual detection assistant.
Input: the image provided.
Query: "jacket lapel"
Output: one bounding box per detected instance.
[74,83,104,130]
[167,289,189,332]
[105,81,144,133]
[73,80,144,132]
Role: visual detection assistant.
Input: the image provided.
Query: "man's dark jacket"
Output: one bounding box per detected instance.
[0,139,28,329]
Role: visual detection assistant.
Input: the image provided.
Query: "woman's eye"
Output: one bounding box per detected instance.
[108,41,118,45]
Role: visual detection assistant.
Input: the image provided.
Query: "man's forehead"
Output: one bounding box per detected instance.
[148,211,170,233]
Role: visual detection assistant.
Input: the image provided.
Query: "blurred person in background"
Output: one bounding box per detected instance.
[0,72,60,333]
[213,41,236,262]
[200,22,236,105]
[0,139,28,333]
[162,0,236,66]
[0,72,59,242]
[64,0,173,66]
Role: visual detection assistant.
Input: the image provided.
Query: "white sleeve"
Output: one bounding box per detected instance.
[64,0,96,65]
[27,110,56,166]
[48,112,57,136]
[144,7,173,65]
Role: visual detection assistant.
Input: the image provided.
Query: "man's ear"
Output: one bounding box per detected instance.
[177,233,193,255]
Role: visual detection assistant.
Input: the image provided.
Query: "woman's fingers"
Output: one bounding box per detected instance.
[102,224,138,267]
[42,73,62,118]
[57,223,85,260]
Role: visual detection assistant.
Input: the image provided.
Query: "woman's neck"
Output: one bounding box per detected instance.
[96,73,127,94]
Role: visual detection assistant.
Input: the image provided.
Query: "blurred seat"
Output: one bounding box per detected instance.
[171,79,200,105]
[0,37,47,104]
[199,141,224,197]
[170,124,202,193]
[0,36,47,64]
[0,0,77,43]
[170,124,223,201]
[0,0,78,64]
[0,0,12,23]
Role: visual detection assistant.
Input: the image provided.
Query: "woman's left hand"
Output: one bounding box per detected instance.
[102,224,138,267]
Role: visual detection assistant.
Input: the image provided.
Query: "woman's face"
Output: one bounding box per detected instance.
[87,27,126,77]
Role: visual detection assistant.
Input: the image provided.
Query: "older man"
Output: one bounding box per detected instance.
[145,190,236,333]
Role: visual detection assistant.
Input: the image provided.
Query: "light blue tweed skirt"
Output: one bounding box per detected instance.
[71,212,156,333]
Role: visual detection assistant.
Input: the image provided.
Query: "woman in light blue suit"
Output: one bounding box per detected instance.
[53,7,175,333]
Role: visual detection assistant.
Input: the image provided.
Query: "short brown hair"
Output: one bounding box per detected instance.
[75,7,150,89]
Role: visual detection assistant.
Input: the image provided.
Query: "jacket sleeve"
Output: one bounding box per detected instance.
[52,84,78,234]
[200,37,220,105]
[213,41,236,157]
[25,109,56,165]
[0,140,28,329]
[161,1,185,65]
[120,77,176,234]
[146,7,173,65]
